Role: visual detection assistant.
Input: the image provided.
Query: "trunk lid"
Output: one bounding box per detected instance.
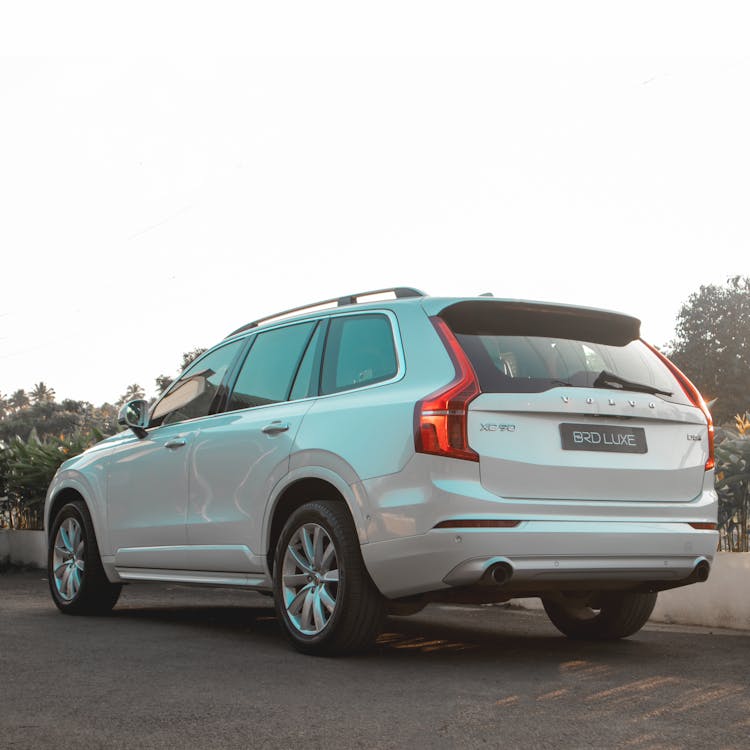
[469,389,708,502]
[433,298,710,503]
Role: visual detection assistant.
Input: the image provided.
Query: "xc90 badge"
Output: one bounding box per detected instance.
[480,423,517,432]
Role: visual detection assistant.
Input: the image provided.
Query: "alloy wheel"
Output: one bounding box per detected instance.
[53,517,85,601]
[281,522,339,635]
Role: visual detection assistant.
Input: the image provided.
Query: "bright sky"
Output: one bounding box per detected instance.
[1,5,749,405]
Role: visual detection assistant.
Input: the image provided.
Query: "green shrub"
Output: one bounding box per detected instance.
[0,430,102,530]
[715,418,750,552]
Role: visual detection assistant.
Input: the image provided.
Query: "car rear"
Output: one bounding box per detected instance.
[362,297,718,602]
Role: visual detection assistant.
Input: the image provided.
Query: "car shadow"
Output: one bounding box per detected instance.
[108,596,655,664]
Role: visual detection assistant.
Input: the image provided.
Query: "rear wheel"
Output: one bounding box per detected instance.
[273,500,385,655]
[48,500,121,615]
[542,591,657,640]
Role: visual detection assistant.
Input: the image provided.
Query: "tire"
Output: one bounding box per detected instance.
[48,500,122,615]
[273,500,385,655]
[542,591,657,640]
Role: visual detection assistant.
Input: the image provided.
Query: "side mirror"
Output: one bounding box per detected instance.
[118,399,150,439]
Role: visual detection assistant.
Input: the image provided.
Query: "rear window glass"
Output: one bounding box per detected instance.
[455,333,691,405]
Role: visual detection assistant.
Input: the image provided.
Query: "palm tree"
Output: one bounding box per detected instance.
[30,382,55,404]
[9,390,30,411]
[117,384,145,407]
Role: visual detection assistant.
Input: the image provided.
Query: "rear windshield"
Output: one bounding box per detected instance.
[455,333,692,406]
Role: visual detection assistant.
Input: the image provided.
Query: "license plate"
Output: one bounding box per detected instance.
[560,423,647,454]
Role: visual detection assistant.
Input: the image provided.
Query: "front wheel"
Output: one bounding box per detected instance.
[542,591,657,640]
[48,500,122,615]
[273,500,385,655]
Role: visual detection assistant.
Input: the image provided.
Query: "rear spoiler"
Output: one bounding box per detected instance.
[431,299,641,347]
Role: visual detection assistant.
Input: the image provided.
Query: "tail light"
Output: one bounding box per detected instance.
[414,317,481,461]
[642,340,715,471]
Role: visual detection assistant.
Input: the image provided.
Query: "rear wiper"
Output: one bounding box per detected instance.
[593,370,673,397]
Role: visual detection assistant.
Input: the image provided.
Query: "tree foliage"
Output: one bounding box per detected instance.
[180,347,207,371]
[1,346,206,444]
[154,374,173,395]
[715,415,750,551]
[0,398,118,444]
[667,276,750,424]
[30,381,55,404]
[0,430,103,529]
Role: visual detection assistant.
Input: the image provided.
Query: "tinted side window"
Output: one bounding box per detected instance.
[320,314,398,395]
[227,322,316,411]
[151,340,244,426]
[290,321,326,400]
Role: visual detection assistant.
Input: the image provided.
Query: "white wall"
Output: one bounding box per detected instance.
[0,529,47,568]
[651,552,750,631]
[512,552,750,632]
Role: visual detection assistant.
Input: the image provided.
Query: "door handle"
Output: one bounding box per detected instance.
[262,422,290,435]
[164,438,187,449]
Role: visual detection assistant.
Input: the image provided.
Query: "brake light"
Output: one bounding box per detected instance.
[641,340,715,471]
[414,317,481,461]
[689,522,717,530]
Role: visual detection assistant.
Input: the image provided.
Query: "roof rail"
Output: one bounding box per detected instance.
[226,286,427,338]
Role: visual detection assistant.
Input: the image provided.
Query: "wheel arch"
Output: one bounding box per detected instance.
[265,470,368,574]
[47,487,87,532]
[45,474,107,551]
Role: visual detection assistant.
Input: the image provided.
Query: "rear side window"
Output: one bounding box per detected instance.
[227,322,316,410]
[454,333,692,406]
[320,314,398,395]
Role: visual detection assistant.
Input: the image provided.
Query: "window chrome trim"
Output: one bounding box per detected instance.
[214,309,406,415]
[224,319,320,412]
[147,309,406,427]
[317,309,405,397]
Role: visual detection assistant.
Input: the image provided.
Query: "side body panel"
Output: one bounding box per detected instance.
[45,439,116,549]
[288,304,453,531]
[185,399,315,571]
[107,422,196,568]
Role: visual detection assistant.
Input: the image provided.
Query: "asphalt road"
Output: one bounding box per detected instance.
[1,570,749,750]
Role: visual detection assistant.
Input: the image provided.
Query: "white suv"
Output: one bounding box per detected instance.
[45,288,718,654]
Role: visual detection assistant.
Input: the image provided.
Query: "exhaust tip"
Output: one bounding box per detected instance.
[694,560,710,582]
[488,562,513,586]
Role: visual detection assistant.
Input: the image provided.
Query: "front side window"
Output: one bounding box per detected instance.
[226,322,316,411]
[320,314,398,395]
[151,340,244,426]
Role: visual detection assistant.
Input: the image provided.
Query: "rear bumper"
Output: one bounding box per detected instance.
[361,520,718,598]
